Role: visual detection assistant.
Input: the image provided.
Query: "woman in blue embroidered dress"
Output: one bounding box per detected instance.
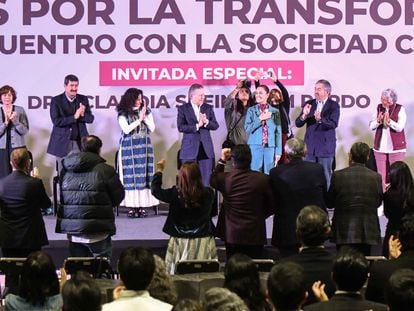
[116,88,159,218]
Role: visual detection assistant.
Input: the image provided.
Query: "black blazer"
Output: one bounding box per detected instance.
[366,250,414,304]
[151,172,215,238]
[304,293,387,311]
[47,93,94,157]
[282,247,335,305]
[269,158,327,247]
[0,171,50,248]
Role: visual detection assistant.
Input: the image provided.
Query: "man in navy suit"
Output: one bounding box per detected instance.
[177,83,219,185]
[47,74,94,170]
[295,79,340,188]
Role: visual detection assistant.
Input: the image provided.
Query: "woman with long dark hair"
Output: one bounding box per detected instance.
[383,161,414,256]
[151,160,217,274]
[116,88,159,218]
[5,251,62,310]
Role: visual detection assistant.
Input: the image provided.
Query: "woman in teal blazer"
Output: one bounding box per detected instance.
[244,85,282,174]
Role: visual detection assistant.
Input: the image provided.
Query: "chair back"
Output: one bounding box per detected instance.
[252,259,275,272]
[175,259,220,275]
[63,257,114,279]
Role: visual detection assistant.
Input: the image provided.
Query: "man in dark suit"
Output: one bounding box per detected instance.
[385,268,414,311]
[47,74,94,169]
[269,138,327,256]
[0,148,50,256]
[366,214,414,304]
[177,83,219,186]
[328,142,383,256]
[305,247,387,311]
[210,144,274,259]
[295,79,340,188]
[282,205,335,305]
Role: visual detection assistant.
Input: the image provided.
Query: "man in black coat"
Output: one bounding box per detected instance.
[281,205,335,305]
[305,247,387,311]
[0,148,50,256]
[269,138,327,257]
[328,142,382,256]
[366,214,414,304]
[56,135,124,258]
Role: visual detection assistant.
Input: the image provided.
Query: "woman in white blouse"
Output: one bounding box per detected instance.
[116,88,159,218]
[369,88,407,191]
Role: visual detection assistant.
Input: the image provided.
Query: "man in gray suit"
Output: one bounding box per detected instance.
[327,142,382,255]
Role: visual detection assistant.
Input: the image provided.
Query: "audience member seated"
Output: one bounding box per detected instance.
[224,253,272,311]
[305,247,387,310]
[5,251,62,310]
[62,270,102,311]
[385,268,414,311]
[102,247,172,311]
[281,205,335,305]
[151,159,217,274]
[366,213,414,303]
[203,287,249,311]
[147,255,178,305]
[267,261,307,311]
[172,298,203,311]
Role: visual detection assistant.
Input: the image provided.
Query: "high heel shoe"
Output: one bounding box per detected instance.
[137,207,147,218]
[127,208,140,218]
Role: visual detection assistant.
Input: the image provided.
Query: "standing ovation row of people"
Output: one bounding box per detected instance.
[0,85,29,178]
[116,88,159,218]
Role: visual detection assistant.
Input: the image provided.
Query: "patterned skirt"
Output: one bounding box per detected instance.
[165,236,218,274]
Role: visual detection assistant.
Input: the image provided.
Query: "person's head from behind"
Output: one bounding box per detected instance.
[267,261,307,310]
[296,205,330,247]
[203,287,249,311]
[147,255,178,305]
[62,271,101,311]
[118,247,155,291]
[81,135,103,155]
[231,144,252,169]
[64,74,79,99]
[349,142,370,165]
[385,268,414,311]
[332,247,368,291]
[388,161,414,193]
[178,162,204,207]
[10,148,31,173]
[224,253,261,305]
[172,298,202,311]
[19,251,60,306]
[285,138,307,161]
[398,214,414,252]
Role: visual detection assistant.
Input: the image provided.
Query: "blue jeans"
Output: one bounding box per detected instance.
[305,155,333,188]
[69,236,112,258]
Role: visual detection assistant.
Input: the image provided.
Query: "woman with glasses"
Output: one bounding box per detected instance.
[244,85,282,174]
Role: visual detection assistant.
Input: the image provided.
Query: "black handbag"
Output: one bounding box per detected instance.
[222,113,243,149]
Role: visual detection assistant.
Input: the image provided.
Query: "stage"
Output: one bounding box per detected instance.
[42,205,388,269]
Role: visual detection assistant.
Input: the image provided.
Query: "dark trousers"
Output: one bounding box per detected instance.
[181,144,213,187]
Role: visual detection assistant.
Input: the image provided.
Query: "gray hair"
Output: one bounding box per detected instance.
[382,88,398,104]
[316,79,332,94]
[285,138,307,160]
